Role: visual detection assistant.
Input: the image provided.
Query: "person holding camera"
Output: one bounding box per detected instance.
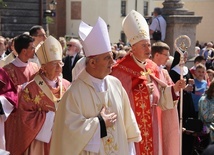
[149,7,167,42]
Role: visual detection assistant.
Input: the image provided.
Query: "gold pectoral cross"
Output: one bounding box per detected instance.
[140,69,151,76]
[140,69,152,83]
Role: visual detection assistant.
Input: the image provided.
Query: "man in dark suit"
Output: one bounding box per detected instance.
[62,38,83,82]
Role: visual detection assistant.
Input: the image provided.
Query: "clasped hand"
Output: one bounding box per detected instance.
[100,106,117,128]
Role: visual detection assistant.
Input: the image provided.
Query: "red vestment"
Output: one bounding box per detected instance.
[3,62,39,88]
[111,53,162,155]
[0,68,17,108]
[160,69,180,155]
[0,68,17,151]
[5,74,70,155]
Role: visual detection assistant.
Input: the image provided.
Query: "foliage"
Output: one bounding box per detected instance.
[0,0,7,7]
[46,16,54,24]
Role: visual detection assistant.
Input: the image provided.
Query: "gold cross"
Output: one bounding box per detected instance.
[139,30,148,37]
[50,45,58,54]
[140,69,151,76]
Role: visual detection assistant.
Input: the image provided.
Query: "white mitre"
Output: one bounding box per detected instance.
[79,17,111,57]
[122,10,150,46]
[36,35,62,64]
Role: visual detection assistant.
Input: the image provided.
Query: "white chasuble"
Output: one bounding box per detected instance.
[50,69,141,155]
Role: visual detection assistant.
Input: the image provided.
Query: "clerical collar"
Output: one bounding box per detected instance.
[135,58,143,63]
[158,65,165,71]
[89,74,106,92]
[136,58,144,63]
[132,55,147,69]
[12,57,28,67]
[43,76,58,88]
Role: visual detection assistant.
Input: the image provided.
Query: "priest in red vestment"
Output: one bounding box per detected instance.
[5,36,70,155]
[3,34,39,91]
[0,68,17,154]
[111,10,185,155]
[151,42,186,155]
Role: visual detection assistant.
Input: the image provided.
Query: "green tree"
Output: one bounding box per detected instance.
[0,0,7,7]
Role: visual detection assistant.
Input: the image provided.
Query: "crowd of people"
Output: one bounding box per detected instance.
[0,8,214,155]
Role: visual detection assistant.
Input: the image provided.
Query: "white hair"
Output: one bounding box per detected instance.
[69,38,83,52]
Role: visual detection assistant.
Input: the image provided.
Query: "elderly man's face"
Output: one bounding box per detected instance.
[132,40,151,62]
[43,60,64,81]
[66,41,78,56]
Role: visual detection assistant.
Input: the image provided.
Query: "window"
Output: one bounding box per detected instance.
[144,1,149,16]
[121,0,126,17]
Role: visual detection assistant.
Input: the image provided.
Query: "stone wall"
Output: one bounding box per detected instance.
[0,0,46,38]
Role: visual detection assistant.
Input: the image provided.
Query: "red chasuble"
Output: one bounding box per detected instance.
[0,68,17,108]
[3,62,39,87]
[5,74,70,155]
[111,53,159,155]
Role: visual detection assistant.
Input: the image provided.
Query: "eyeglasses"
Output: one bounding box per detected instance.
[50,61,64,67]
[67,44,76,47]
